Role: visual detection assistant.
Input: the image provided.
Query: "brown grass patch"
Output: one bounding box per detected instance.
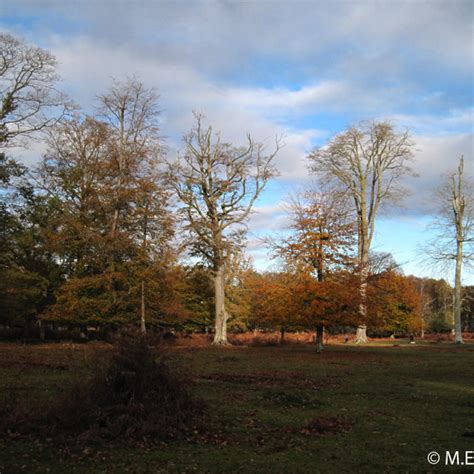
[295,416,353,436]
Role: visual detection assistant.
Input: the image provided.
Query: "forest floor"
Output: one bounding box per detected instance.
[0,337,473,473]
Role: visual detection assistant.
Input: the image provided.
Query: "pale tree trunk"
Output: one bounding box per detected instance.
[454,239,463,344]
[354,241,369,344]
[315,325,324,353]
[354,324,367,343]
[453,157,465,345]
[140,280,146,333]
[213,264,228,345]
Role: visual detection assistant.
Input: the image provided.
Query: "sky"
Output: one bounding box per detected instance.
[2,0,473,283]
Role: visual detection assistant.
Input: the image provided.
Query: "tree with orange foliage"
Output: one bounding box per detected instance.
[246,271,300,342]
[292,272,360,347]
[367,269,422,336]
[245,269,359,346]
[267,188,356,350]
[37,79,177,331]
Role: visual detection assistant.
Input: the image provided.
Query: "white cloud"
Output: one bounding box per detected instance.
[4,1,472,84]
[3,2,472,283]
[389,110,474,135]
[225,81,349,110]
[28,36,323,185]
[247,203,290,232]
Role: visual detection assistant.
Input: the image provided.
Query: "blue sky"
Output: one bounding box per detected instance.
[2,0,473,283]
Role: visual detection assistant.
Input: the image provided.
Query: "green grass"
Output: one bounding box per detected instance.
[0,340,473,473]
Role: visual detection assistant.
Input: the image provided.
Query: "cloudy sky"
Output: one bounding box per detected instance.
[2,0,473,282]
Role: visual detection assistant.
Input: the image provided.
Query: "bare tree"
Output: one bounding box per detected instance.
[169,113,280,345]
[308,121,415,343]
[0,33,68,146]
[367,251,400,276]
[425,156,473,344]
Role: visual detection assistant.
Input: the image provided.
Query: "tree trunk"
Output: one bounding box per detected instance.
[354,252,369,344]
[454,239,463,344]
[213,264,228,345]
[140,199,149,334]
[38,320,45,341]
[140,280,146,334]
[280,326,285,344]
[315,325,324,353]
[355,325,368,344]
[452,157,465,344]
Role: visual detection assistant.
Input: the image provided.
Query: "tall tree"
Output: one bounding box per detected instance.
[307,121,415,343]
[0,33,67,332]
[425,156,473,344]
[37,79,172,330]
[96,78,169,329]
[169,113,279,345]
[267,188,355,351]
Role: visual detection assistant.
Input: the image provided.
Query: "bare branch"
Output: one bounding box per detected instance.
[0,33,70,147]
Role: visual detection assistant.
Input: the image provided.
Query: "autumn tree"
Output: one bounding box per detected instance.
[292,271,360,346]
[367,269,421,336]
[425,156,473,344]
[37,79,174,331]
[308,121,415,343]
[36,117,111,274]
[97,79,176,332]
[169,113,279,345]
[96,78,161,244]
[246,270,300,342]
[246,269,358,346]
[267,188,355,351]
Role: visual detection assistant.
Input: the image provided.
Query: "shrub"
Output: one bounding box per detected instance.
[53,332,203,440]
[2,332,203,441]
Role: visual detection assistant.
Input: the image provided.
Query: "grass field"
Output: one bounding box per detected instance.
[0,339,473,473]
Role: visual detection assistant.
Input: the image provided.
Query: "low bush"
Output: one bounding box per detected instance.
[2,332,203,441]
